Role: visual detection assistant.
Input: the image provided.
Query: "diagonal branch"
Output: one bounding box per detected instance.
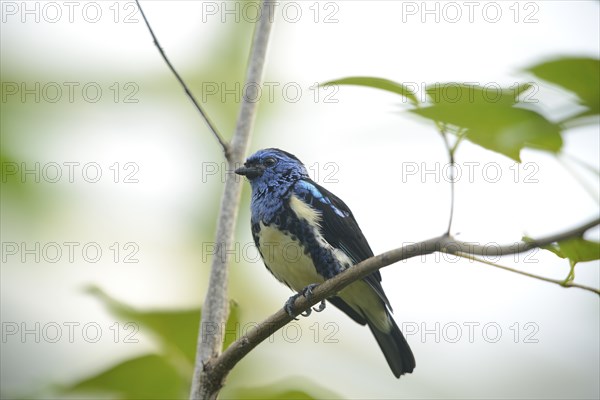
[443,217,600,256]
[135,0,229,157]
[201,218,600,388]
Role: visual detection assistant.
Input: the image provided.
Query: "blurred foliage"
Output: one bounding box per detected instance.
[526,57,599,123]
[1,152,35,201]
[224,378,342,399]
[64,354,187,399]
[411,83,562,161]
[57,287,334,399]
[326,57,599,162]
[323,76,420,106]
[60,286,207,398]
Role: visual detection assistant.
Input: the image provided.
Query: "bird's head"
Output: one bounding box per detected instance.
[235,148,308,187]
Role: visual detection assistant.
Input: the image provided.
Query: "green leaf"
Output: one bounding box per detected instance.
[62,354,187,399]
[524,236,600,265]
[85,286,240,365]
[62,288,243,398]
[425,82,532,106]
[551,238,600,265]
[411,85,562,161]
[527,57,599,118]
[321,76,419,106]
[85,286,201,365]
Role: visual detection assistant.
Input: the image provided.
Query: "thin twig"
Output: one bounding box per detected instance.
[189,1,276,399]
[135,0,229,157]
[561,152,600,177]
[557,154,599,203]
[451,251,600,295]
[440,128,455,235]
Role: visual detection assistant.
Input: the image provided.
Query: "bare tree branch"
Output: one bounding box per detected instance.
[135,0,229,157]
[200,218,600,389]
[443,218,600,256]
[189,2,276,399]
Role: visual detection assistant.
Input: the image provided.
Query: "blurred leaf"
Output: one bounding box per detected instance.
[85,286,200,365]
[0,152,28,197]
[231,389,315,400]
[85,286,240,365]
[226,377,342,400]
[410,83,562,161]
[59,288,244,399]
[0,150,66,218]
[527,57,599,119]
[62,354,187,399]
[411,104,562,162]
[426,82,532,106]
[322,76,419,106]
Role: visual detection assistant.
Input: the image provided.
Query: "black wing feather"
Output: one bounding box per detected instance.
[294,179,392,310]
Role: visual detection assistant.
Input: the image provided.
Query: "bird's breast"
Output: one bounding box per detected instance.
[256,222,325,292]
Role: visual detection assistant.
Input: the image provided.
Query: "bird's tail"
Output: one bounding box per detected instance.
[368,313,415,378]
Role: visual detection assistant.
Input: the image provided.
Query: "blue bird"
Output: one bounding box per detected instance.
[235,148,415,378]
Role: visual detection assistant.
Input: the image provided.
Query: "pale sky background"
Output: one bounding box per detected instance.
[1,1,599,399]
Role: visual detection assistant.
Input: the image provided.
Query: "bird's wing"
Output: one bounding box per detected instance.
[293,179,392,310]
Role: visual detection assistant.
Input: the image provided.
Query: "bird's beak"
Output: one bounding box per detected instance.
[235,165,264,179]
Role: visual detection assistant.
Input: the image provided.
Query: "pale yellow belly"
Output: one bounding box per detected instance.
[258,223,325,291]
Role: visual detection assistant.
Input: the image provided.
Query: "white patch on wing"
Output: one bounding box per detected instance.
[289,195,321,227]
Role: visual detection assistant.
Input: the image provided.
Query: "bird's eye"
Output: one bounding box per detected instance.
[264,157,277,167]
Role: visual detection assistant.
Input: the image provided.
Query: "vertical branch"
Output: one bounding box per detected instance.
[190,2,276,399]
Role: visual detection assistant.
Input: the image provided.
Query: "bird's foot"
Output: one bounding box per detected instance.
[301,283,319,300]
[302,284,327,313]
[284,283,323,318]
[284,293,302,320]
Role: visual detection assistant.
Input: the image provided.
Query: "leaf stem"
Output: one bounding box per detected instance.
[439,126,455,235]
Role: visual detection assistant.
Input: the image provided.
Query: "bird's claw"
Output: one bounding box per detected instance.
[313,299,327,313]
[284,283,322,318]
